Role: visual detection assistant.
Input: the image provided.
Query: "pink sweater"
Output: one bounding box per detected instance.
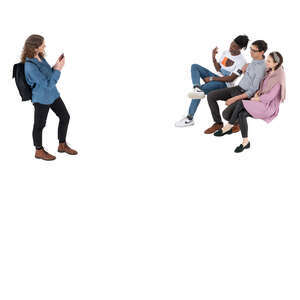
[242,79,281,123]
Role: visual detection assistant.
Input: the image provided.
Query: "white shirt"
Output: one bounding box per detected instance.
[218,50,247,87]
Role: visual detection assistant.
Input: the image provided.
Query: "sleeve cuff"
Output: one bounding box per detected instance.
[53,69,61,80]
[245,90,253,98]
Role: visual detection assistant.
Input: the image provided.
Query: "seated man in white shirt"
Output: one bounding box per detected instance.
[175,35,249,131]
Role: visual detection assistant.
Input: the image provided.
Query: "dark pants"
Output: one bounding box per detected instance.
[33,97,70,149]
[222,101,252,138]
[207,86,246,124]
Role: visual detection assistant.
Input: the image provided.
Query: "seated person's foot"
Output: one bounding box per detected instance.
[58,142,78,155]
[188,86,205,99]
[204,123,223,134]
[214,123,234,136]
[35,148,56,161]
[232,123,240,133]
[234,142,250,153]
[175,116,194,127]
[214,127,233,136]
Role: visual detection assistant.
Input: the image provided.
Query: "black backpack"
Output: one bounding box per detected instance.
[12,61,36,101]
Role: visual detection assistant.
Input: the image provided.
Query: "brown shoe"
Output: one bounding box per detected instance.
[204,123,223,134]
[58,142,78,155]
[232,123,240,133]
[35,149,56,161]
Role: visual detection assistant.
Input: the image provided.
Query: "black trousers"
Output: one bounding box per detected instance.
[207,86,246,124]
[33,97,70,149]
[222,101,252,138]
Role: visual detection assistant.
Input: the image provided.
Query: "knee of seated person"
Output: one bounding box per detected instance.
[191,63,200,70]
[207,91,217,102]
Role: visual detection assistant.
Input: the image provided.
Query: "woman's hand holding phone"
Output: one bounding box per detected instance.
[54,54,65,71]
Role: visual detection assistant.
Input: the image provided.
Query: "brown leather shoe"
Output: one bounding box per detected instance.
[204,123,223,134]
[35,149,56,161]
[232,123,240,133]
[58,142,78,155]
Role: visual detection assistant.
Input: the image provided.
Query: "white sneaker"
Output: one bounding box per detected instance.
[188,87,205,99]
[175,116,195,127]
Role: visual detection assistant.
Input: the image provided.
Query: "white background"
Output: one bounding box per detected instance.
[1,1,299,299]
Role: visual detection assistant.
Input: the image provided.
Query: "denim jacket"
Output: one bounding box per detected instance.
[25,57,61,105]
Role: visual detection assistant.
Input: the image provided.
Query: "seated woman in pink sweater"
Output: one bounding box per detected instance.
[213,51,286,153]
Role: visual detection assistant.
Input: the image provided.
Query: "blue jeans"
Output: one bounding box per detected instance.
[188,64,227,117]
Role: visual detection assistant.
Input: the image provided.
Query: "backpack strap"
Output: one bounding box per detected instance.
[24,60,39,88]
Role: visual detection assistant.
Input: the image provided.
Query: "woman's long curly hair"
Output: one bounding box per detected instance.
[21,34,45,63]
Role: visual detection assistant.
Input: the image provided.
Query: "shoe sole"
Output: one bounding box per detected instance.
[175,123,195,128]
[234,145,250,153]
[35,156,56,161]
[187,92,205,99]
[225,130,233,136]
[58,150,78,155]
[204,128,223,134]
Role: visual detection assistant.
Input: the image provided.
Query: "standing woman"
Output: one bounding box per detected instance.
[22,34,77,161]
[214,52,286,153]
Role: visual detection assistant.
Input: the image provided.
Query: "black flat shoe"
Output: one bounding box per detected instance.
[214,128,233,137]
[234,142,250,153]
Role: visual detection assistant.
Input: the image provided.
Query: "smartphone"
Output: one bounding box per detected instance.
[59,53,64,61]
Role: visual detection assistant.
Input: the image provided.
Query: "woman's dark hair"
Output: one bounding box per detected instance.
[269,51,283,70]
[21,34,45,63]
[252,40,268,57]
[234,35,249,50]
